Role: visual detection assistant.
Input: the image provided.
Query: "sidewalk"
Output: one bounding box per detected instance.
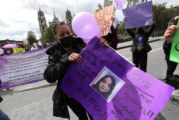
[116,36,165,50]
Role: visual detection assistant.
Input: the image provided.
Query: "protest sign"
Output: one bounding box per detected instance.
[94,5,114,36]
[123,1,153,29]
[0,48,48,89]
[170,20,179,63]
[61,37,174,120]
[13,48,25,53]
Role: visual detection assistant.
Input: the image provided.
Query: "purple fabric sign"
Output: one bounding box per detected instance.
[123,1,153,29]
[61,37,174,120]
[0,48,48,89]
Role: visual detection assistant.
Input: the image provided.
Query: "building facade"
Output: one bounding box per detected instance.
[49,13,60,29]
[66,9,73,30]
[38,9,48,37]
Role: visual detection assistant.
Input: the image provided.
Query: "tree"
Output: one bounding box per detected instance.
[104,0,113,7]
[26,31,37,46]
[116,22,127,36]
[96,3,103,12]
[44,27,55,44]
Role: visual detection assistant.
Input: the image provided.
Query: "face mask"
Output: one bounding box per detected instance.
[60,35,74,48]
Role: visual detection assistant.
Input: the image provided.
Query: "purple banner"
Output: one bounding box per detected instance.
[0,48,48,89]
[123,1,153,29]
[61,37,174,120]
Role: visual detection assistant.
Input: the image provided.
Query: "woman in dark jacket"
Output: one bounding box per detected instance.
[0,80,11,120]
[44,22,89,120]
[126,24,155,72]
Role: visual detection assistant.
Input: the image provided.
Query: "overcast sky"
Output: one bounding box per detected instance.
[0,0,178,41]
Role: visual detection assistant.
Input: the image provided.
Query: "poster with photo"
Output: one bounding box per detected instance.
[90,67,125,102]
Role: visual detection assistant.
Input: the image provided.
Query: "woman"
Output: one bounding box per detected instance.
[92,75,116,100]
[163,16,179,89]
[126,24,155,72]
[44,22,90,120]
[0,80,11,120]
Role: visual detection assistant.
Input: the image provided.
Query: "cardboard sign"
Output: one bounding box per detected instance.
[94,5,114,36]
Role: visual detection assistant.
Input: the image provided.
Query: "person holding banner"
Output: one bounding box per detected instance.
[0,96,11,120]
[0,81,11,120]
[125,19,155,72]
[163,16,179,89]
[44,22,91,120]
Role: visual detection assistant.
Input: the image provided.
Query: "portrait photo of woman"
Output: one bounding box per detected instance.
[92,75,116,100]
[90,67,125,102]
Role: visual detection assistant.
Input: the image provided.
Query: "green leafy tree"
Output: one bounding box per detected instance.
[96,3,103,12]
[27,31,37,46]
[44,27,55,44]
[116,22,127,36]
[152,3,179,35]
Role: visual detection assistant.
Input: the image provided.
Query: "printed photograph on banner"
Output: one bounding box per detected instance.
[90,66,125,102]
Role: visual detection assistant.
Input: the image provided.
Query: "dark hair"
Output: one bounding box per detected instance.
[18,44,24,48]
[53,22,66,35]
[168,16,179,26]
[92,75,116,99]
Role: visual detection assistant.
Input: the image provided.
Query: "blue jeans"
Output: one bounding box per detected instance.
[0,109,10,120]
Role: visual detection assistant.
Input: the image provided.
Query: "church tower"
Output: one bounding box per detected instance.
[38,8,47,37]
[66,9,72,30]
[49,12,60,28]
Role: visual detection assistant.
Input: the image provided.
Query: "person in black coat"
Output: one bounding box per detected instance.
[126,21,155,72]
[44,22,90,120]
[163,15,179,89]
[0,80,11,120]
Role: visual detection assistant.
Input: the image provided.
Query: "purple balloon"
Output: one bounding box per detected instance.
[0,48,4,55]
[72,12,100,42]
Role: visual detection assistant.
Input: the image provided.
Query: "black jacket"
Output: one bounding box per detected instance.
[127,25,155,53]
[163,41,172,60]
[0,96,3,103]
[44,37,85,118]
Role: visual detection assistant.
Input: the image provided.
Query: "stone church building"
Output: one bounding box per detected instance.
[38,8,73,37]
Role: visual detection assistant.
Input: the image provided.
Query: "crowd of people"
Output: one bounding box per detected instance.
[0,12,179,120]
[0,42,50,56]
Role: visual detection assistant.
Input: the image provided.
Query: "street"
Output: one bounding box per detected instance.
[0,37,179,120]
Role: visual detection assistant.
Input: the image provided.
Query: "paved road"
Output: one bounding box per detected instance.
[1,37,179,120]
